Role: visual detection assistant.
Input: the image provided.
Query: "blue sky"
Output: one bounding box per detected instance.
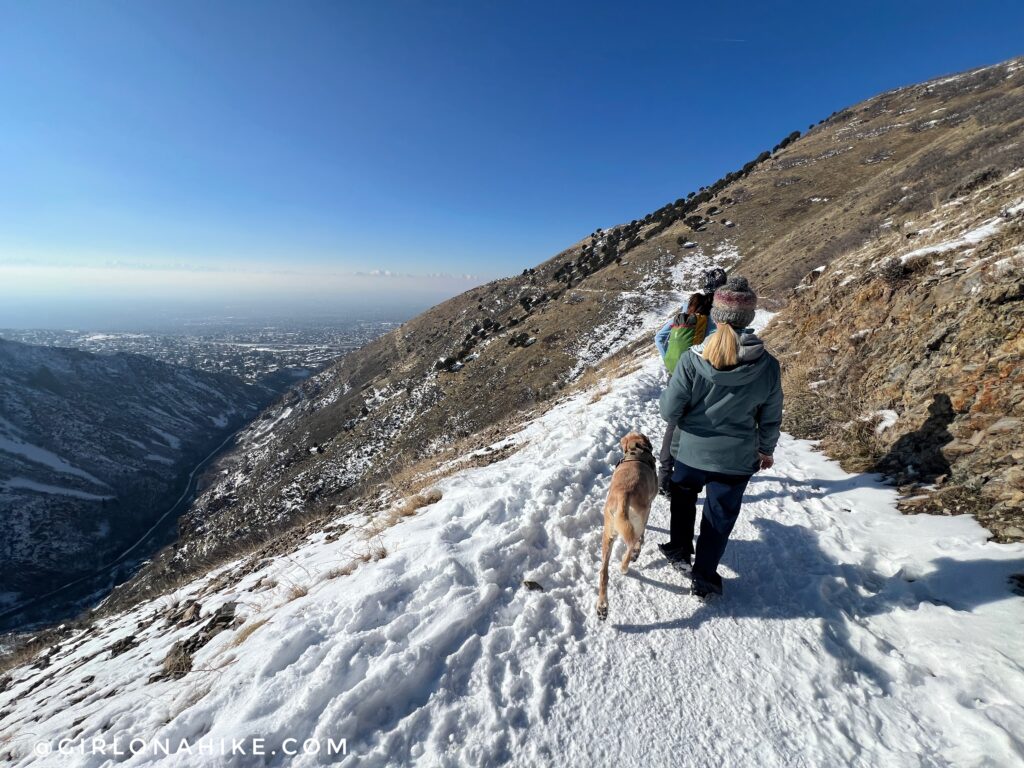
[1,1,1022,327]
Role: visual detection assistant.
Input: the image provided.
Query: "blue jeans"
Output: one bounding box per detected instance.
[670,460,751,580]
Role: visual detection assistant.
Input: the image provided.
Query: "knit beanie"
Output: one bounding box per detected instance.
[702,267,728,295]
[710,276,757,329]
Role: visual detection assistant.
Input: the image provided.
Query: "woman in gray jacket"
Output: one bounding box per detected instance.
[658,276,783,598]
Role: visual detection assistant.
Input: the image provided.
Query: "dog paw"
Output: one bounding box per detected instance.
[596,603,608,621]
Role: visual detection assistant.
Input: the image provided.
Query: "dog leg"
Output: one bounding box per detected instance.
[616,492,637,575]
[628,504,647,563]
[632,503,652,562]
[597,521,613,621]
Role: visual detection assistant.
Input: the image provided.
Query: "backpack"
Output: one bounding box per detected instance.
[664,312,708,371]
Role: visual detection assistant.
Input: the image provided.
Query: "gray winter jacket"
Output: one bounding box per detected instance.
[659,330,783,476]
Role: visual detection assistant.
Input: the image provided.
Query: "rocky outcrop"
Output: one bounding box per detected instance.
[764,174,1023,538]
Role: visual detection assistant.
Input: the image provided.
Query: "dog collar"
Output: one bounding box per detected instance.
[617,449,656,471]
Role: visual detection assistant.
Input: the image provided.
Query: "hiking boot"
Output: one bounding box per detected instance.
[658,543,691,570]
[691,571,723,600]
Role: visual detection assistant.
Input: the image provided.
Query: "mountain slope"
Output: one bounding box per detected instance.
[1,314,1021,767]
[0,339,265,629]
[110,54,1024,607]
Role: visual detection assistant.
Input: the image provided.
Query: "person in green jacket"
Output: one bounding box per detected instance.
[652,268,725,494]
[657,276,783,598]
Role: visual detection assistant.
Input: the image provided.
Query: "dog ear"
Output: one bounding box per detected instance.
[642,435,652,451]
[620,435,630,452]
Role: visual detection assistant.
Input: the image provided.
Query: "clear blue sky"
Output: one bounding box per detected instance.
[1,0,1021,327]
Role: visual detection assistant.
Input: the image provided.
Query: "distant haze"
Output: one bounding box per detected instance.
[0,265,475,330]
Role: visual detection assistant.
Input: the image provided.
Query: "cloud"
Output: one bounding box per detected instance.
[351,269,480,280]
[0,262,492,309]
[0,256,482,282]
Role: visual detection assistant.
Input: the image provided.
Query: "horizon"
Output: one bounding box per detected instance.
[2,1,1023,329]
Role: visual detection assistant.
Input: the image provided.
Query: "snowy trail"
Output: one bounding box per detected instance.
[3,356,1024,767]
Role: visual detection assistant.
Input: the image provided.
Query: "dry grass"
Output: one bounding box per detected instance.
[285,583,309,602]
[0,641,45,676]
[589,383,612,403]
[574,366,607,395]
[324,562,358,580]
[229,617,269,648]
[359,542,388,562]
[394,489,443,520]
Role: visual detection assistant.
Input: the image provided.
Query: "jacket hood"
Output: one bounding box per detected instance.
[690,330,767,385]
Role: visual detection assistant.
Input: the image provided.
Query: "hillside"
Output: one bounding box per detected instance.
[95,55,1024,616]
[1,312,1021,766]
[0,339,266,631]
[1,54,1023,766]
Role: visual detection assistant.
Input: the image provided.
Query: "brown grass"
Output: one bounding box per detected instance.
[0,641,44,676]
[284,583,308,602]
[394,489,443,519]
[229,617,269,648]
[324,562,358,580]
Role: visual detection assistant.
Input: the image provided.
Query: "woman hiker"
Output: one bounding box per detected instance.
[652,268,727,494]
[657,276,783,598]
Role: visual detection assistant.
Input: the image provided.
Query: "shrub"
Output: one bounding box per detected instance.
[877,257,906,285]
[902,253,931,274]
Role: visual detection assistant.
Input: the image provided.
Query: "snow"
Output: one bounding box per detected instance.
[899,205,1021,264]
[873,409,899,433]
[1,477,114,501]
[0,435,108,487]
[145,453,175,465]
[3,314,1023,766]
[567,248,715,380]
[150,427,183,450]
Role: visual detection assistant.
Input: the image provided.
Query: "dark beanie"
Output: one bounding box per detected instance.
[702,267,728,295]
[711,276,757,329]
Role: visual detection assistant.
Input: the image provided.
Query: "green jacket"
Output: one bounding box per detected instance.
[659,331,783,476]
[663,313,709,372]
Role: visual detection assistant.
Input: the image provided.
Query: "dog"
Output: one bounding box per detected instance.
[596,431,658,620]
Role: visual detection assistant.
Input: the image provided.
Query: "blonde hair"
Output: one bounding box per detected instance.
[703,325,739,370]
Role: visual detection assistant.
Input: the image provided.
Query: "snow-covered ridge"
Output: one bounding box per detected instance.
[2,314,1022,766]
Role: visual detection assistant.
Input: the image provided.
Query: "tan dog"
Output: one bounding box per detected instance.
[596,431,658,620]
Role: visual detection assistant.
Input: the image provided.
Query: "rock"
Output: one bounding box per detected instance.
[942,440,976,457]
[158,640,194,681]
[987,417,1021,434]
[151,602,239,682]
[521,580,544,592]
[180,603,202,625]
[1003,466,1024,489]
[108,635,136,658]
